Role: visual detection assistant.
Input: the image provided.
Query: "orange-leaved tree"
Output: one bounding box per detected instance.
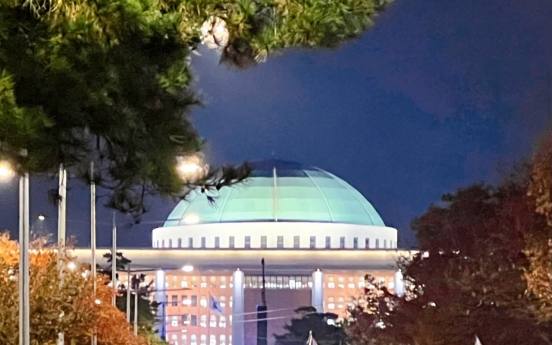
[0,233,148,345]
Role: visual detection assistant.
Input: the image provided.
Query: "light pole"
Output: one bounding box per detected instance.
[0,157,30,345]
[57,164,67,345]
[90,161,97,345]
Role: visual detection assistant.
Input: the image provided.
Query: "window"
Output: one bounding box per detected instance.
[365,238,370,249]
[200,296,207,307]
[201,277,207,288]
[215,236,220,248]
[339,237,345,248]
[338,276,345,289]
[277,236,283,248]
[182,335,188,345]
[210,335,216,345]
[375,239,380,248]
[220,296,226,308]
[229,335,232,345]
[327,276,335,289]
[261,236,267,248]
[181,278,188,288]
[191,295,198,307]
[191,315,197,326]
[229,296,233,308]
[191,335,197,345]
[201,237,206,248]
[220,277,227,289]
[353,237,358,249]
[200,315,207,327]
[168,239,173,248]
[181,314,189,326]
[327,297,335,309]
[245,236,251,248]
[220,335,226,345]
[337,297,345,309]
[348,277,355,289]
[200,335,207,345]
[171,316,178,327]
[229,236,235,248]
[210,276,216,288]
[172,295,178,306]
[210,315,217,327]
[178,238,183,248]
[383,239,387,248]
[310,236,316,249]
[219,316,227,328]
[229,315,233,325]
[325,236,331,248]
[188,237,193,248]
[293,236,300,248]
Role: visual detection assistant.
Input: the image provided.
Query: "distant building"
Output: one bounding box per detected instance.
[74,159,406,345]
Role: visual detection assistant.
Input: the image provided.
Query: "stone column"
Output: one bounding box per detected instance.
[155,269,166,340]
[232,269,245,345]
[311,269,324,312]
[394,270,405,297]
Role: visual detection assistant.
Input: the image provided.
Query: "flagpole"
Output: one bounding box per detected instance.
[207,292,211,345]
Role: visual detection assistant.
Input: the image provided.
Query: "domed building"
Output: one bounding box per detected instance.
[74,159,406,345]
[153,159,397,250]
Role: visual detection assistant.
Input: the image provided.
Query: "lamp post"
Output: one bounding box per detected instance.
[0,157,30,345]
[90,161,97,345]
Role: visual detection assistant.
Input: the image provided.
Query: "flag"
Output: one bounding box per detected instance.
[475,335,482,345]
[306,331,318,345]
[209,295,223,314]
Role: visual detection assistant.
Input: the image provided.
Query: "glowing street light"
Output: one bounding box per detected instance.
[182,265,194,273]
[0,160,14,180]
[176,154,208,181]
[67,262,76,270]
[38,214,45,221]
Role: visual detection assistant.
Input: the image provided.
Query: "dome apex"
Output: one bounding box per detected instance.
[164,160,385,227]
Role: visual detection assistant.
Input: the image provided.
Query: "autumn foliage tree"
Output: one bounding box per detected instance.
[347,163,552,345]
[0,233,150,345]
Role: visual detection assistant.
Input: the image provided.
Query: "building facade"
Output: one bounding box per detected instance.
[73,159,406,345]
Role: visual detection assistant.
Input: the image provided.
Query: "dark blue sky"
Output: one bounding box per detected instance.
[0,0,550,248]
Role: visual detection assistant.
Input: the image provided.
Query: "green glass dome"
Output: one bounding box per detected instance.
[164,159,385,227]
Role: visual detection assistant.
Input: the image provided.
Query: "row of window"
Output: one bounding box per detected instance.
[156,275,390,292]
[168,295,232,308]
[326,276,392,289]
[169,334,231,345]
[244,275,312,289]
[168,314,230,328]
[154,236,396,249]
[167,275,232,289]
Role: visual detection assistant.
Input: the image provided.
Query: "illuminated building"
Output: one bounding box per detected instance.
[74,159,406,345]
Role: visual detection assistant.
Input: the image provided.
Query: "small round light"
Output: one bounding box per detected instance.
[0,160,14,180]
[38,215,45,221]
[182,265,194,273]
[67,262,76,270]
[94,299,101,305]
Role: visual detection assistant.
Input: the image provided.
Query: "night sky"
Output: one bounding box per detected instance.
[0,0,550,248]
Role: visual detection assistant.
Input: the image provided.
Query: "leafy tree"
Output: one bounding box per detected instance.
[274,306,346,345]
[347,167,552,345]
[0,0,391,218]
[0,233,150,345]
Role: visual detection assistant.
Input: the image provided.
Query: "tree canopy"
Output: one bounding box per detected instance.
[274,306,346,345]
[0,0,391,217]
[0,233,151,345]
[347,159,552,345]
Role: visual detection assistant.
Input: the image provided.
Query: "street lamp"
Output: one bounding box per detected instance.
[0,157,30,345]
[176,154,208,182]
